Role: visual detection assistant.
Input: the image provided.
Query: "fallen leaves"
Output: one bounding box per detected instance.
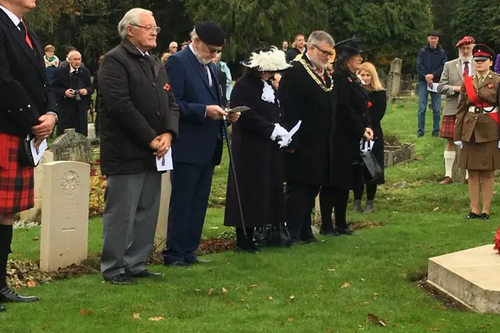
[26,281,36,287]
[366,313,387,327]
[267,296,274,301]
[289,295,295,301]
[79,309,92,316]
[148,317,164,322]
[222,287,228,294]
[433,207,440,212]
[326,268,336,272]
[341,282,351,289]
[132,312,141,320]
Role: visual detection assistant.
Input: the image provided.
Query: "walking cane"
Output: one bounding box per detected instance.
[222,115,248,238]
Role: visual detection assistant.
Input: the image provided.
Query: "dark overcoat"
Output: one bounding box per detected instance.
[279,55,337,185]
[98,39,179,176]
[52,66,94,136]
[224,73,285,227]
[365,90,386,184]
[330,70,371,190]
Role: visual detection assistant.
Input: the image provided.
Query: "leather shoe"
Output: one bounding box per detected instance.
[188,258,211,264]
[320,229,339,236]
[104,274,137,285]
[439,177,453,185]
[164,260,190,267]
[131,270,162,278]
[303,236,318,243]
[235,245,259,254]
[336,227,355,235]
[0,287,38,302]
[291,238,307,245]
[481,213,490,221]
[465,212,481,219]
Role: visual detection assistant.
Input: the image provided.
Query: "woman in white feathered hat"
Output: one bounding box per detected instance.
[224,47,292,253]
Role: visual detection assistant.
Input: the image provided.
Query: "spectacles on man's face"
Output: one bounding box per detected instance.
[132,24,161,34]
[313,44,334,57]
[203,42,222,54]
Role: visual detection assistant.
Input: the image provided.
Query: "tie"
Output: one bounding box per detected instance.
[203,64,212,87]
[478,75,484,86]
[18,21,33,49]
[316,67,325,81]
[463,61,469,79]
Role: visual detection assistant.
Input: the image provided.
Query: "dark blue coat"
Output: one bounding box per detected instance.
[416,45,447,82]
[165,47,224,165]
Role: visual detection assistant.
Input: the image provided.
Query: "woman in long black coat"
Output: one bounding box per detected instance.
[353,62,386,213]
[319,39,373,236]
[224,47,291,253]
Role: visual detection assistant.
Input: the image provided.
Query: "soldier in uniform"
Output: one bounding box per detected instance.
[454,44,500,221]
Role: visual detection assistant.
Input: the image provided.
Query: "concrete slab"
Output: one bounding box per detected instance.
[427,245,500,313]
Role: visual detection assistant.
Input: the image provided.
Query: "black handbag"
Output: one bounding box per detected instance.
[18,135,37,167]
[255,223,292,247]
[360,138,383,181]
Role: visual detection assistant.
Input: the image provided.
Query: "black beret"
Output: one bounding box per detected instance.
[195,21,226,46]
[427,30,442,37]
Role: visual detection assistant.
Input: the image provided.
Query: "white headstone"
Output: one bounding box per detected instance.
[40,161,90,272]
[87,123,96,140]
[19,151,54,222]
[155,172,171,246]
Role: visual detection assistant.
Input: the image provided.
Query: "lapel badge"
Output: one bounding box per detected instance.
[488,83,494,89]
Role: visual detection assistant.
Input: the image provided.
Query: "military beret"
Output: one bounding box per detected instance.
[195,21,226,46]
[455,35,475,47]
[427,30,441,37]
[473,44,495,61]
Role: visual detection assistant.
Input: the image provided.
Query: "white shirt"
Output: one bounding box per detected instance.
[0,5,21,30]
[189,43,212,87]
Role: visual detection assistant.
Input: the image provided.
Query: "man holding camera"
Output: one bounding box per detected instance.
[53,50,94,136]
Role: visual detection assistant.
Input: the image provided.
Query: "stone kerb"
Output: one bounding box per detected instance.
[40,161,90,272]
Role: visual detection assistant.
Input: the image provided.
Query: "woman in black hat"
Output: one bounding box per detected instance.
[224,47,291,253]
[454,44,500,221]
[319,38,373,235]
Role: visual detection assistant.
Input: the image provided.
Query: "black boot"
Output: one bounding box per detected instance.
[235,228,259,253]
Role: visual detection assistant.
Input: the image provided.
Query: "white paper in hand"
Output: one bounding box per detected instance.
[156,148,173,171]
[278,120,302,148]
[427,83,439,93]
[30,138,47,166]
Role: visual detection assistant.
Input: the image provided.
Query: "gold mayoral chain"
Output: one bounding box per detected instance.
[298,58,333,92]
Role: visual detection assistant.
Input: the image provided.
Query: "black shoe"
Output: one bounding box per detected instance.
[131,270,162,278]
[0,287,38,302]
[188,258,211,264]
[303,236,318,243]
[164,260,190,267]
[417,133,424,137]
[104,274,137,285]
[432,132,439,137]
[235,245,259,254]
[320,229,340,236]
[465,212,481,219]
[481,213,490,221]
[336,227,355,235]
[291,238,307,245]
[0,304,5,312]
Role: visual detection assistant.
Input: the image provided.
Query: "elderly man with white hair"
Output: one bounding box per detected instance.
[98,8,179,285]
[169,41,178,54]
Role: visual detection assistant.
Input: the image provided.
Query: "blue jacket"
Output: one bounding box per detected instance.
[165,47,224,165]
[416,45,447,82]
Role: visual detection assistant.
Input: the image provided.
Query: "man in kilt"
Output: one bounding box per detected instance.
[437,36,475,184]
[0,0,58,312]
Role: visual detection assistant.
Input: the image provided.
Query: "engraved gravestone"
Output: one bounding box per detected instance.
[51,128,92,163]
[40,161,90,272]
[19,151,53,222]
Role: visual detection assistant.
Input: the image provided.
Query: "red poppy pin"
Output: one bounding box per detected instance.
[164,83,171,91]
[367,101,373,108]
[488,83,494,89]
[348,77,353,83]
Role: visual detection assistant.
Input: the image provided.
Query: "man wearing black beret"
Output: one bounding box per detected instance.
[416,30,447,137]
[163,21,240,266]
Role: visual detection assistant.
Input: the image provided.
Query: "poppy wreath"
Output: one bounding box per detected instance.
[493,228,500,254]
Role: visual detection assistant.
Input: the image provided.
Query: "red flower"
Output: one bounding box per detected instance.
[488,83,494,89]
[367,101,373,108]
[164,83,171,91]
[348,77,353,83]
[494,228,500,254]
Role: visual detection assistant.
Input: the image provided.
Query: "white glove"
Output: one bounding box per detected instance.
[278,137,293,148]
[270,123,289,141]
[454,141,463,149]
[498,141,500,150]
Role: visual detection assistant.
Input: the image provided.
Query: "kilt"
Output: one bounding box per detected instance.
[0,133,34,213]
[440,115,456,139]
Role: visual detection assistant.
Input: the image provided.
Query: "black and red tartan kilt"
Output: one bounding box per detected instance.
[0,133,34,213]
[440,115,457,139]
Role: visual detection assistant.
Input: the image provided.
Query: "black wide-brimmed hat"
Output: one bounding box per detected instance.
[334,37,368,62]
[241,47,292,72]
[195,21,226,46]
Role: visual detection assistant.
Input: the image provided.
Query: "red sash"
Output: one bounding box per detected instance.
[463,76,499,123]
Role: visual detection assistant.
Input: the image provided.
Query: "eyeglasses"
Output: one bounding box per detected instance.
[312,44,334,57]
[132,24,161,34]
[204,42,222,54]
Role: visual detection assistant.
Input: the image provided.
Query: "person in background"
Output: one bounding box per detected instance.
[286,33,307,62]
[59,45,76,67]
[282,40,288,52]
[43,44,59,85]
[169,41,178,54]
[212,52,232,104]
[416,30,447,137]
[161,52,171,65]
[454,44,500,221]
[437,36,475,185]
[224,47,291,253]
[93,54,105,136]
[353,62,386,213]
[494,54,500,74]
[0,0,58,311]
[180,41,189,50]
[320,38,373,236]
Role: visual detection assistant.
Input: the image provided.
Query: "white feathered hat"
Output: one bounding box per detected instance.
[241,46,292,72]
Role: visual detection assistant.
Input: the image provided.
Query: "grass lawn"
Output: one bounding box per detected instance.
[4,97,500,332]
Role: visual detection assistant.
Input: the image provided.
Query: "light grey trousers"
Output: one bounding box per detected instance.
[100,171,161,279]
